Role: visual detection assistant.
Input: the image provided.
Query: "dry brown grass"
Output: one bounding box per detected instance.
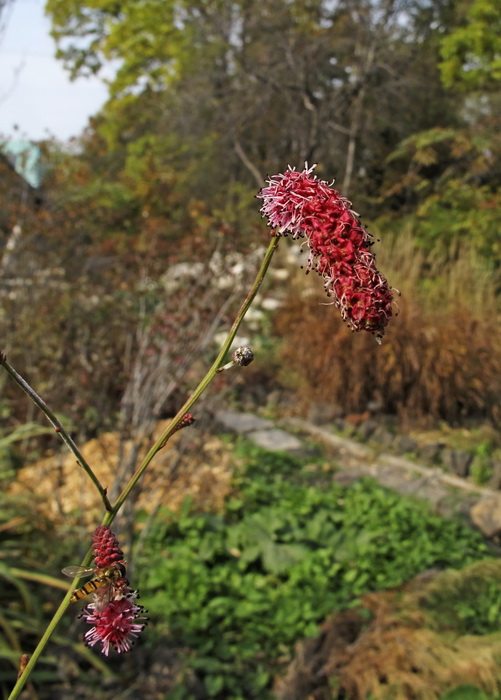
[9,424,236,527]
[274,562,501,700]
[275,233,501,426]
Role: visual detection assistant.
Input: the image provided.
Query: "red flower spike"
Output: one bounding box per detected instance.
[77,526,148,655]
[158,413,196,448]
[258,164,395,340]
[92,525,125,568]
[178,413,195,429]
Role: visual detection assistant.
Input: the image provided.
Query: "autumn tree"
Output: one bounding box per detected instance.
[378,0,501,263]
[45,0,459,210]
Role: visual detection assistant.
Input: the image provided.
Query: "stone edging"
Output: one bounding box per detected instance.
[214,410,501,538]
[283,417,501,538]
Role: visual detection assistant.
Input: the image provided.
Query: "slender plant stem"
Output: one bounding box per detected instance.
[6,235,279,699]
[8,587,79,700]
[7,544,95,700]
[0,356,112,511]
[109,235,280,518]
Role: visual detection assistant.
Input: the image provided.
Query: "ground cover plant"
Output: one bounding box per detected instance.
[275,557,501,699]
[137,443,494,699]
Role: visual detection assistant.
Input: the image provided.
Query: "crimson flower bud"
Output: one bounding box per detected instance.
[92,525,125,568]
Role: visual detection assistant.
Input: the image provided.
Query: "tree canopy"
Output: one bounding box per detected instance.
[45,1,460,196]
[440,0,501,91]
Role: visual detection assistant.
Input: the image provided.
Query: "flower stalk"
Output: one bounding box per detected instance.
[5,164,395,698]
[106,234,279,520]
[6,234,280,700]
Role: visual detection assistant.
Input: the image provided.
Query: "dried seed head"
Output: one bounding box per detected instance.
[232,346,254,367]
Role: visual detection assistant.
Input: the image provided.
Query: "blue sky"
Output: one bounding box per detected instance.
[0,0,109,141]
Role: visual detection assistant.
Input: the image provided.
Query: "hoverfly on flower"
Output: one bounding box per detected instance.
[65,526,147,655]
[62,562,128,604]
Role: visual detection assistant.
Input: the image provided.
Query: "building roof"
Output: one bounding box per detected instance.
[2,139,43,188]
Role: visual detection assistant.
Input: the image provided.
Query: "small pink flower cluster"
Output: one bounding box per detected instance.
[80,526,147,656]
[258,164,394,340]
[83,589,147,656]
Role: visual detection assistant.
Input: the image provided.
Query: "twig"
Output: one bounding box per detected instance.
[107,235,280,520]
[0,353,112,511]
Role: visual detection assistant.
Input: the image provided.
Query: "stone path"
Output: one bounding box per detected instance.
[215,410,501,537]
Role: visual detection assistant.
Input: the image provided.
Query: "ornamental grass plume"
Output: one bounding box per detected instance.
[258,164,395,341]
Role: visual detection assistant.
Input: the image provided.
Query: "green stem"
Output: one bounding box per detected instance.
[7,546,95,700]
[0,357,112,512]
[7,587,76,700]
[109,235,279,518]
[6,235,279,698]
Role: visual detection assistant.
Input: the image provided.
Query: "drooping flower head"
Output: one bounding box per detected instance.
[258,164,395,340]
[77,525,147,655]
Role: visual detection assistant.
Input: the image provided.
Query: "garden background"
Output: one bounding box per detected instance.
[1,0,501,698]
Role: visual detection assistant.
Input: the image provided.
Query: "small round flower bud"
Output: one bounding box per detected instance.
[232,346,254,367]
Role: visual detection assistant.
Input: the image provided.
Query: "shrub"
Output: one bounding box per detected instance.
[275,235,501,426]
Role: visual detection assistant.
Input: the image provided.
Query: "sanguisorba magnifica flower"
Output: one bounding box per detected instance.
[77,526,147,656]
[92,525,125,568]
[83,590,148,656]
[258,164,395,340]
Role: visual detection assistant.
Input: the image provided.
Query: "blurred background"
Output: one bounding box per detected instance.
[1,1,501,698]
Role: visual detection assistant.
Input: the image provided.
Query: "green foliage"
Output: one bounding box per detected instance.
[470,441,495,485]
[420,560,501,636]
[440,0,501,91]
[0,493,80,694]
[409,180,501,263]
[44,0,462,216]
[382,126,501,264]
[137,445,489,699]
